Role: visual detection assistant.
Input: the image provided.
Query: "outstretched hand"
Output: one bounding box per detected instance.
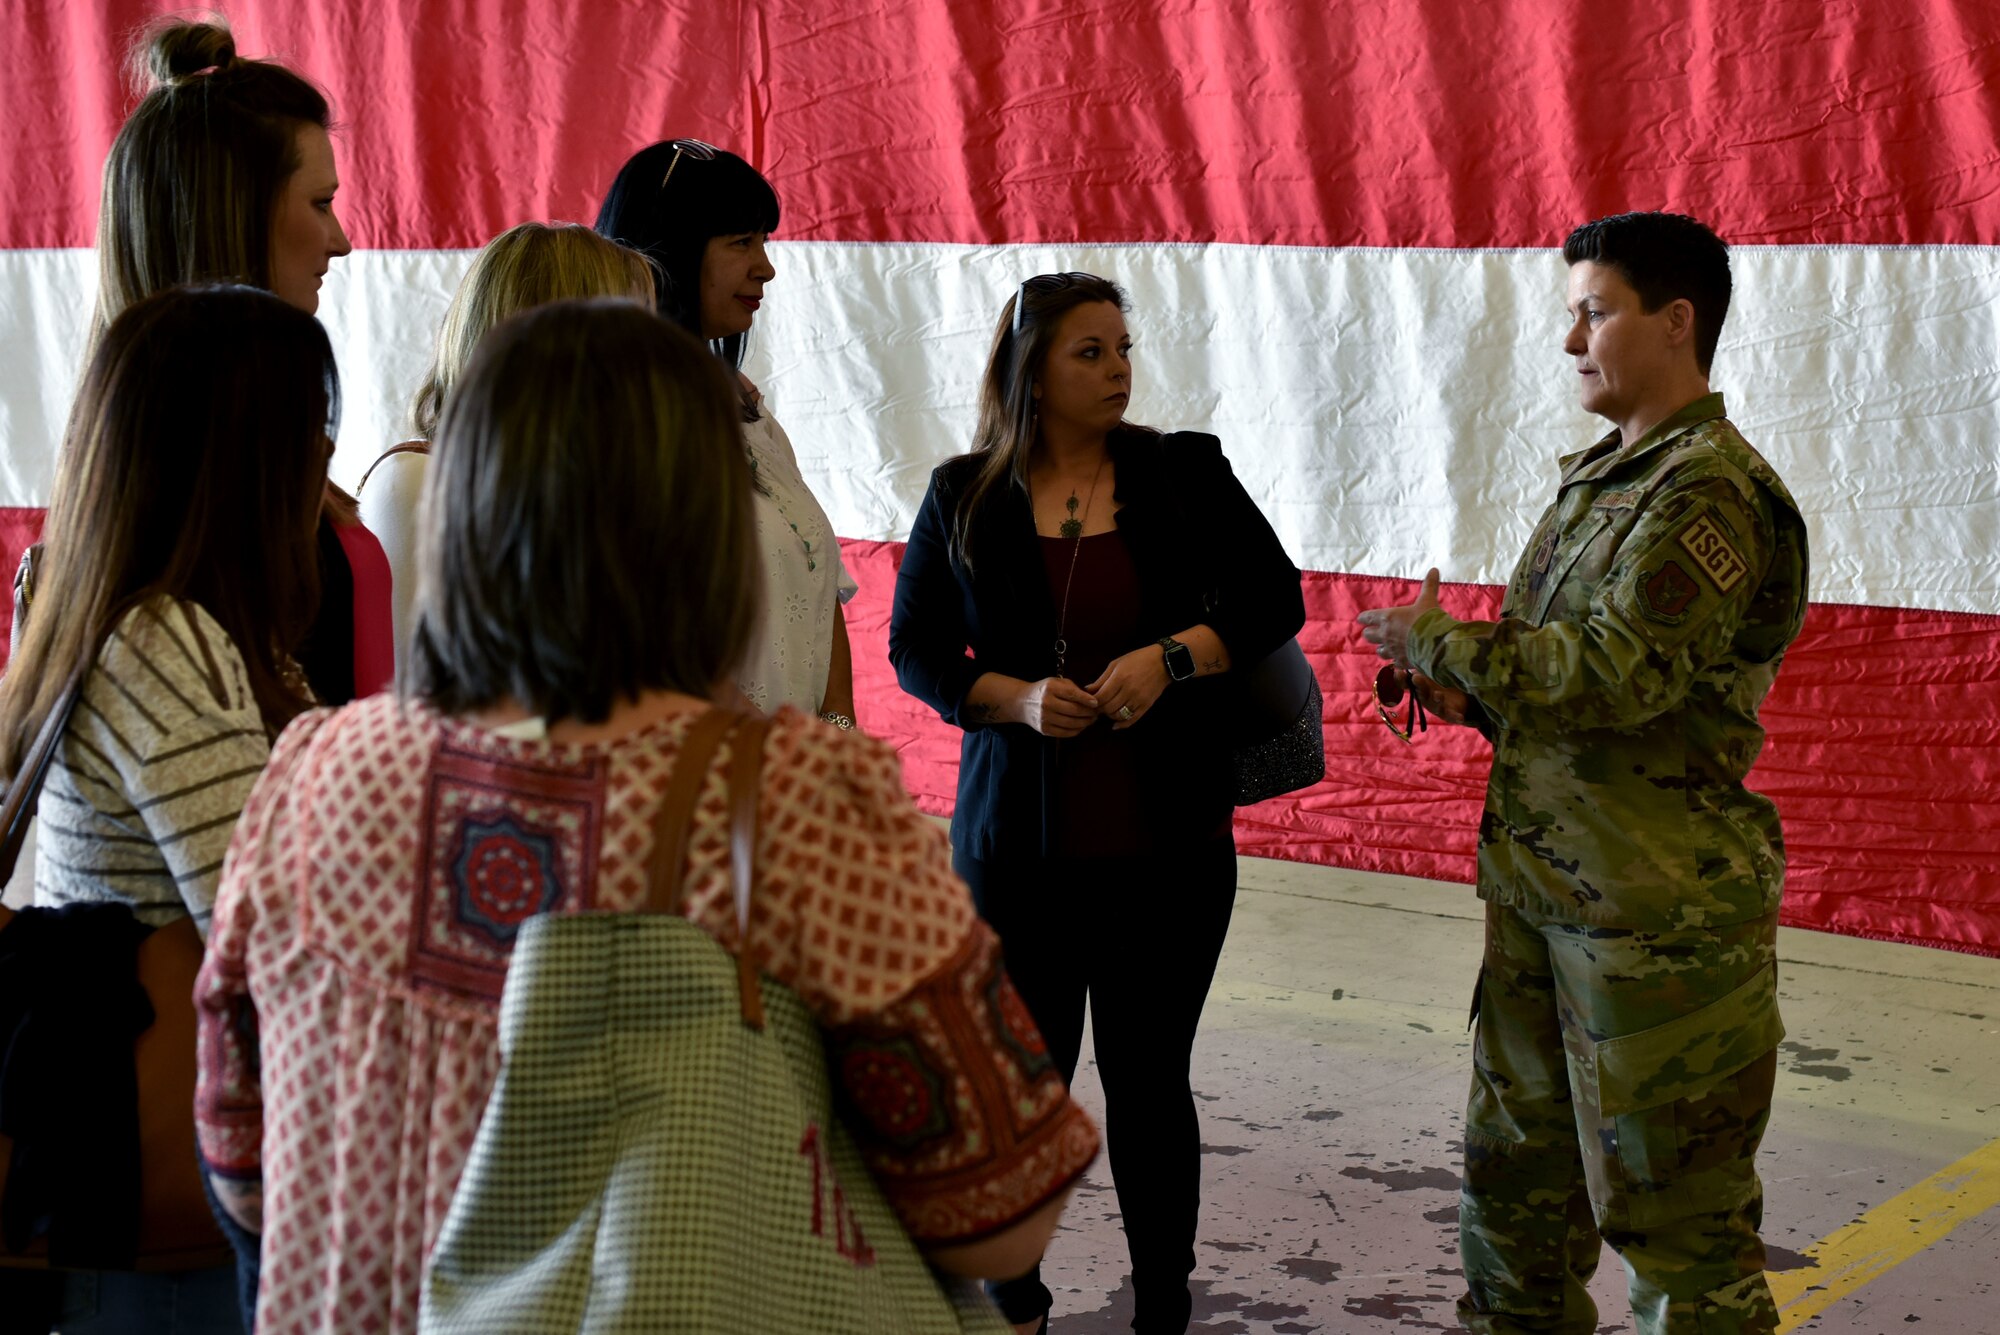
[1355,568,1441,670]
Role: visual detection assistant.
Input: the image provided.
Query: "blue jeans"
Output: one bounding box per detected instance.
[54,1266,242,1334]
[197,1161,261,1333]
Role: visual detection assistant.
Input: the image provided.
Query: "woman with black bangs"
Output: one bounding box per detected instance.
[596,140,859,729]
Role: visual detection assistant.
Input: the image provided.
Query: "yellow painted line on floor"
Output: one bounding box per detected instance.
[1770,1135,2000,1331]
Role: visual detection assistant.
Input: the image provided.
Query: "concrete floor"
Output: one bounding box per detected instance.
[1038,858,2000,1334]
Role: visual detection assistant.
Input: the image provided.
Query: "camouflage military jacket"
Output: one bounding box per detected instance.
[1408,394,1809,931]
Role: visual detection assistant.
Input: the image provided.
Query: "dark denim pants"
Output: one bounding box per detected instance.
[955,837,1237,1335]
[197,1157,259,1332]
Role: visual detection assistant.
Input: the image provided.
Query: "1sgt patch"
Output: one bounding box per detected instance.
[1677,512,1750,592]
[1639,560,1702,622]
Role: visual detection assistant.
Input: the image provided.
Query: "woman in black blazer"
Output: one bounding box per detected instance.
[889,272,1304,1335]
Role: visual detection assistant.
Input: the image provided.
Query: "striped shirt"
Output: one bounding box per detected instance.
[35,598,271,937]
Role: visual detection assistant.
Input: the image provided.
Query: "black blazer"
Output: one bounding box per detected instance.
[889,430,1305,860]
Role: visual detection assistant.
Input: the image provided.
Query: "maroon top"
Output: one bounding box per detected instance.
[335,520,396,698]
[1041,530,1145,858]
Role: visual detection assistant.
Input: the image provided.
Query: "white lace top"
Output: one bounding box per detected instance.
[739,398,857,713]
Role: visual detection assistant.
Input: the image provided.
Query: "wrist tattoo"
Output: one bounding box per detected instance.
[1202,656,1224,674]
[969,702,1000,723]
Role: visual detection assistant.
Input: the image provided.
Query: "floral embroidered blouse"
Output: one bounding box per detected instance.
[194,696,1097,1334]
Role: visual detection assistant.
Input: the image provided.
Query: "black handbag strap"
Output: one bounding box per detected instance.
[1158,431,1312,711]
[0,667,88,885]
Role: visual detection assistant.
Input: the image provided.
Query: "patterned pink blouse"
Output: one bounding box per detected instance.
[194,697,1098,1334]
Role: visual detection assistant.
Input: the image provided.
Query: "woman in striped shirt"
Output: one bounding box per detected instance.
[0,284,334,1331]
[0,285,334,934]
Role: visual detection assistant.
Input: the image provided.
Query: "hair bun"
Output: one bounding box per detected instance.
[140,18,237,89]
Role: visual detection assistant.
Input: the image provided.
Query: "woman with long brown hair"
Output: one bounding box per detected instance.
[85,17,390,704]
[889,273,1305,1334]
[0,282,335,1331]
[1,284,332,920]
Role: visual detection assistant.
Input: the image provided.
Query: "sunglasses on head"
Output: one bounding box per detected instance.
[1373,664,1429,743]
[660,137,719,188]
[1012,271,1102,336]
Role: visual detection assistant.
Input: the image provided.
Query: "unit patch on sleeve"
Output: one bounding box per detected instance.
[1676,513,1750,592]
[1525,522,1559,598]
[1639,560,1702,622]
[1531,527,1557,574]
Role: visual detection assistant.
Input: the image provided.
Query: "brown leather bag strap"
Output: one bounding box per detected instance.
[725,713,773,1030]
[639,707,742,917]
[355,441,431,496]
[0,668,88,884]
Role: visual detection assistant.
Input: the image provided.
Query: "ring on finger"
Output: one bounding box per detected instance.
[1117,704,1135,721]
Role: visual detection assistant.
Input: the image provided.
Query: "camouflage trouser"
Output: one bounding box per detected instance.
[1457,903,1784,1335]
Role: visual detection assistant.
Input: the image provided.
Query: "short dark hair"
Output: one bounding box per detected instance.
[593,141,781,372]
[0,284,334,776]
[405,299,761,725]
[1562,211,1731,374]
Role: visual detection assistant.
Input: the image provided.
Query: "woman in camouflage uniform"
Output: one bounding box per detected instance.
[1359,211,1810,1335]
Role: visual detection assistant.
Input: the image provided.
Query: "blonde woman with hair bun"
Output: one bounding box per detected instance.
[83,15,393,711]
[94,15,350,342]
[357,222,655,663]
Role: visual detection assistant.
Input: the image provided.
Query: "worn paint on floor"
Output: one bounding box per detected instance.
[1769,1135,2000,1331]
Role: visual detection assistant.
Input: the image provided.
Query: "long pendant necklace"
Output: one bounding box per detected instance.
[1039,454,1107,679]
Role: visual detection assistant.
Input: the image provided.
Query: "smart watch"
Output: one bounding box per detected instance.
[1158,635,1197,683]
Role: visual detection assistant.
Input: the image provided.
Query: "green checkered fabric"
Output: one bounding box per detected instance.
[418,910,1010,1333]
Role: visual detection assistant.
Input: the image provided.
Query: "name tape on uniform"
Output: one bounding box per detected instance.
[1677,513,1750,593]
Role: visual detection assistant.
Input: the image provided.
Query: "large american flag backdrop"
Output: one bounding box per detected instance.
[3,2,1996,955]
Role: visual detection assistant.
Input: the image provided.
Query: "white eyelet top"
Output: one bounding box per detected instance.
[738,395,857,713]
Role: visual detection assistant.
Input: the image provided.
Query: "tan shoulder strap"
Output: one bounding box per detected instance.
[725,713,773,1030]
[640,707,741,917]
[356,441,431,496]
[636,706,775,1030]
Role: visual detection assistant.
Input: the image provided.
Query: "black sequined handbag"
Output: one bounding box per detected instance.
[1226,637,1325,806]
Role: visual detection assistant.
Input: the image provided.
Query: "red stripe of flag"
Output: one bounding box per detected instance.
[6,1,1996,250]
[840,540,2000,959]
